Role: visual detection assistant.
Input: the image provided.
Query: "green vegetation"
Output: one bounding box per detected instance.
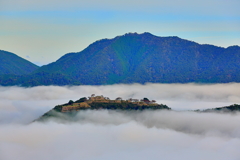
[1,33,240,86]
[35,95,171,122]
[68,100,74,105]
[201,104,240,113]
[0,50,39,75]
[89,102,169,110]
[35,95,240,123]
[75,97,87,103]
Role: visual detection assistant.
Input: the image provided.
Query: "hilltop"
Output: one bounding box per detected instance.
[0,50,39,75]
[36,94,170,122]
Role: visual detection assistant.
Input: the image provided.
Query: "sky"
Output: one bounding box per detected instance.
[0,0,240,65]
[1,83,240,160]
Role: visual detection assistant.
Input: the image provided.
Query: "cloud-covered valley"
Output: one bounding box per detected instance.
[1,83,240,160]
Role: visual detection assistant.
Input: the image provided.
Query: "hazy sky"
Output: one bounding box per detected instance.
[0,0,240,65]
[1,84,240,160]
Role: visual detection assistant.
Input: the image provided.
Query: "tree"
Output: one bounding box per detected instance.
[68,100,74,105]
[75,97,87,103]
[143,98,150,102]
[115,97,122,101]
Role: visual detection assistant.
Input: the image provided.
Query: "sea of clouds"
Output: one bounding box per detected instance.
[1,83,240,160]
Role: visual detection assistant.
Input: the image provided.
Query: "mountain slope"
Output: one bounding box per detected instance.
[1,32,240,86]
[0,50,39,75]
[35,32,240,84]
[197,104,240,113]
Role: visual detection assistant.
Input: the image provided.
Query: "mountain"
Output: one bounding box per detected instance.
[0,50,39,75]
[35,95,170,122]
[1,32,240,86]
[200,104,240,113]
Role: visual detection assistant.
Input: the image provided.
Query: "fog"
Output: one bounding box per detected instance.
[1,83,240,160]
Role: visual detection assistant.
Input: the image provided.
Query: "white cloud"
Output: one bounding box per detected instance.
[0,84,240,159]
[1,116,240,160]
[0,83,239,124]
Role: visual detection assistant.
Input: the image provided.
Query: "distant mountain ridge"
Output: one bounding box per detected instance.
[0,50,39,75]
[1,32,240,86]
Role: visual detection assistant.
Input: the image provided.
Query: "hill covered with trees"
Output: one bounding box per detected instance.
[35,94,240,122]
[0,50,39,75]
[1,32,240,86]
[36,95,170,122]
[200,104,240,113]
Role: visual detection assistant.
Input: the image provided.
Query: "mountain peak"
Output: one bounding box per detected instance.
[124,32,139,35]
[227,45,240,49]
[0,50,39,75]
[1,33,240,86]
[122,32,154,37]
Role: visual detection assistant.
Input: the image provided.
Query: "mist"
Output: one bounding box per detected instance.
[1,83,240,160]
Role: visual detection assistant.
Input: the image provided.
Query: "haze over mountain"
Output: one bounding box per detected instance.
[1,32,240,86]
[0,50,39,75]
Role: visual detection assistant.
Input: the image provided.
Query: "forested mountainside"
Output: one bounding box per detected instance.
[0,50,39,75]
[1,32,240,86]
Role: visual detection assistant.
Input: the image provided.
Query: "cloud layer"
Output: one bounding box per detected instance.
[1,83,240,124]
[1,111,240,160]
[0,84,240,160]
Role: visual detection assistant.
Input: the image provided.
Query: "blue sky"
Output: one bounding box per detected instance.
[0,0,239,65]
